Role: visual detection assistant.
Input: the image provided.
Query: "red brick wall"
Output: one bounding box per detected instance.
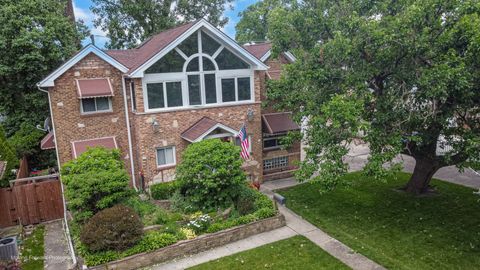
[49,53,267,186]
[49,53,132,176]
[130,71,265,185]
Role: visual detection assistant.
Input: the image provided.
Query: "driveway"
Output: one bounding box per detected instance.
[344,142,480,189]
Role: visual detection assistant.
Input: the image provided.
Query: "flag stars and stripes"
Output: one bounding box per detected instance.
[238,124,250,160]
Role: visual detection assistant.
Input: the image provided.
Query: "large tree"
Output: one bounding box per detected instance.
[92,0,233,49]
[267,0,480,194]
[235,0,292,43]
[0,0,86,136]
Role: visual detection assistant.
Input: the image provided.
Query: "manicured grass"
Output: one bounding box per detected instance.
[278,172,480,270]
[21,225,45,270]
[188,236,349,270]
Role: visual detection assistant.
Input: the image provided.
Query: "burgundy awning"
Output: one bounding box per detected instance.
[71,137,117,158]
[76,78,114,98]
[262,112,300,134]
[40,132,55,150]
[181,117,237,142]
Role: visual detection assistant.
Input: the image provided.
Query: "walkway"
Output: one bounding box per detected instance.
[44,220,73,270]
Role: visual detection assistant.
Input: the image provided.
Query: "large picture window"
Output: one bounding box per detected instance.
[143,31,254,111]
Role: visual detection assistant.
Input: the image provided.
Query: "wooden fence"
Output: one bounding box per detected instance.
[0,177,63,228]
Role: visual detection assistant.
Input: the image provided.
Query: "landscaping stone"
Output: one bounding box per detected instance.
[152,199,171,210]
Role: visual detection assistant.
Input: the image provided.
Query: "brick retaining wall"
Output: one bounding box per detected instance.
[87,214,286,270]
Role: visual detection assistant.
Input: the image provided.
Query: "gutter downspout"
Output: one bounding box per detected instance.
[37,84,77,267]
[121,75,137,191]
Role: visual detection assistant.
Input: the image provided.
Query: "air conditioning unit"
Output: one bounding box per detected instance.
[0,237,18,260]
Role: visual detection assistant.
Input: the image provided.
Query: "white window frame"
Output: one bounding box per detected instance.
[80,97,113,115]
[142,30,255,113]
[156,146,176,168]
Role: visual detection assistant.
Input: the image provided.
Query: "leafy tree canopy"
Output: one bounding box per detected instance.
[267,0,480,194]
[235,0,293,44]
[0,0,87,136]
[92,0,233,49]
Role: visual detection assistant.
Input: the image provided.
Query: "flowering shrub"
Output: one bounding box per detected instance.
[180,228,196,240]
[187,212,212,233]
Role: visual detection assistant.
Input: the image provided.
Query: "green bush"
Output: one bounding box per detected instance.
[121,196,179,226]
[62,147,124,176]
[150,181,178,200]
[0,125,18,186]
[235,186,257,215]
[207,191,277,233]
[62,148,134,222]
[63,169,134,222]
[176,139,246,210]
[80,231,178,266]
[80,205,143,252]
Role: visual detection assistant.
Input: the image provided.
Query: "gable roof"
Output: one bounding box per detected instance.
[243,42,272,61]
[38,44,129,87]
[39,19,269,87]
[243,42,296,63]
[181,117,238,142]
[125,19,268,77]
[106,20,199,72]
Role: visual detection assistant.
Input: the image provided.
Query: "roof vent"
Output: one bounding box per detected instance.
[0,236,18,260]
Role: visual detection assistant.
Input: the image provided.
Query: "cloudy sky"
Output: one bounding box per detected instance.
[73,0,259,48]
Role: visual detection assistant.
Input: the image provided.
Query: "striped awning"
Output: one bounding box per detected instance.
[71,137,117,158]
[76,78,114,98]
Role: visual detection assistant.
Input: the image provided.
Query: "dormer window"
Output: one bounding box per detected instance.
[143,31,254,112]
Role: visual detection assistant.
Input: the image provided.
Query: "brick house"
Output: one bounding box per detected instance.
[38,19,300,189]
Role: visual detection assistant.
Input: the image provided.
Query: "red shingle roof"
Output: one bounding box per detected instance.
[104,20,199,72]
[181,117,236,142]
[243,42,272,60]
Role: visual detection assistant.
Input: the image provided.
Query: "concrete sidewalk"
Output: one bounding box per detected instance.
[44,220,73,270]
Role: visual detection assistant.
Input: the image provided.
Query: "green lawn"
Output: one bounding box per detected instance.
[188,236,349,270]
[278,172,480,270]
[20,225,45,270]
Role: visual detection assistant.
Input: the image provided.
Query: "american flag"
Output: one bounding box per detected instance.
[238,124,250,160]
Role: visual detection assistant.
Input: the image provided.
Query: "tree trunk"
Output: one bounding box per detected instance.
[403,158,440,195]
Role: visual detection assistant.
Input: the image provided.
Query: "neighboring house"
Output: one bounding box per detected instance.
[37,19,299,188]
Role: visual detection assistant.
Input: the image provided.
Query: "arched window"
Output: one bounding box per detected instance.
[144,31,253,111]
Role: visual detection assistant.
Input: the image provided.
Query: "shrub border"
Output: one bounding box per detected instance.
[86,214,286,270]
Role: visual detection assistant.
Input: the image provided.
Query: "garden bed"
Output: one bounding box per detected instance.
[87,214,285,270]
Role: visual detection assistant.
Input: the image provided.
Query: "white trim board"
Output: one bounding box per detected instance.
[38,44,129,87]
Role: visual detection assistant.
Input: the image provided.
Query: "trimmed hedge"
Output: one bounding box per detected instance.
[80,205,143,252]
[150,181,178,200]
[78,231,181,266]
